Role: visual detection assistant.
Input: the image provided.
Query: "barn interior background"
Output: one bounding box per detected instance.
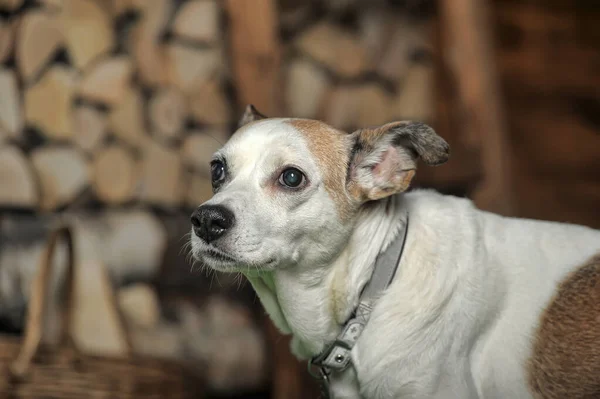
[0,0,598,397]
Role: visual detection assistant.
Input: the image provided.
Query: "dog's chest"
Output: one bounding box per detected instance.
[274,270,341,354]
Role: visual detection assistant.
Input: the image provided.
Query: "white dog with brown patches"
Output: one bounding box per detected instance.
[190,105,600,399]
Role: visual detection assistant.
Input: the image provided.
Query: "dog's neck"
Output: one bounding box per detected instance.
[253,195,408,357]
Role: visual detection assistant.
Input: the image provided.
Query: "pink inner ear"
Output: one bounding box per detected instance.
[373,146,400,183]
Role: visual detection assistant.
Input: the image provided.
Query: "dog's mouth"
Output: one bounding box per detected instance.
[193,244,279,273]
[202,246,237,262]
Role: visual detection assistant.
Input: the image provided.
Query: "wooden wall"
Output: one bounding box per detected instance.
[492,0,600,227]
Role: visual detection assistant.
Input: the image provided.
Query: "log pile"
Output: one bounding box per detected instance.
[0,0,439,213]
[0,0,231,212]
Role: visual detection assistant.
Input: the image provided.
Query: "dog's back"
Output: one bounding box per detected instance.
[409,190,600,399]
[358,189,600,398]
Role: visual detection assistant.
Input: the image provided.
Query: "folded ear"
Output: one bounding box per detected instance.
[238,104,267,128]
[347,121,449,202]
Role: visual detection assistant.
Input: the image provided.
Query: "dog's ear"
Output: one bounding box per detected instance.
[238,104,267,128]
[347,121,449,202]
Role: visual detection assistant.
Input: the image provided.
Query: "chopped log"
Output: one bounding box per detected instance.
[439,0,514,215]
[0,0,23,11]
[172,0,220,44]
[16,10,64,83]
[73,210,168,283]
[181,132,222,176]
[322,85,360,130]
[389,64,434,122]
[148,87,186,141]
[296,22,368,78]
[25,66,77,140]
[356,84,392,127]
[130,0,171,87]
[30,146,90,211]
[188,79,231,125]
[78,56,133,105]
[118,283,160,328]
[0,20,16,64]
[358,4,395,67]
[285,58,329,118]
[165,43,222,93]
[108,86,146,148]
[182,169,213,207]
[0,68,23,139]
[60,0,114,70]
[376,18,431,83]
[92,144,137,204]
[138,138,183,207]
[224,0,281,114]
[71,105,107,152]
[0,146,38,208]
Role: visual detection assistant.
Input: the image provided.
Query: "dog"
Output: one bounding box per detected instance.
[190,105,600,399]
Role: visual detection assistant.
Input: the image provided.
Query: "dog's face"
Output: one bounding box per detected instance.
[190,105,449,273]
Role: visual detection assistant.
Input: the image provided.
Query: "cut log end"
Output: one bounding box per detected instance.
[0,146,39,208]
[92,145,138,204]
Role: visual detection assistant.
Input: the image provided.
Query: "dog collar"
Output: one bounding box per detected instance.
[309,210,409,386]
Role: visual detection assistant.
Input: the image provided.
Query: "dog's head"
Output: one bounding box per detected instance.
[190,105,449,273]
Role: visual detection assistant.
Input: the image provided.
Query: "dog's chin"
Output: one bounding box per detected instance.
[194,251,239,273]
[193,246,278,274]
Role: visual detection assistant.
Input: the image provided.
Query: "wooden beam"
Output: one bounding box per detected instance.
[223,0,282,116]
[438,0,515,215]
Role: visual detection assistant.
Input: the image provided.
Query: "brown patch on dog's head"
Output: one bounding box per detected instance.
[528,253,600,399]
[288,119,449,219]
[288,119,354,220]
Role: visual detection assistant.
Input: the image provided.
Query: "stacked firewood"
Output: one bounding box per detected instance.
[0,0,230,212]
[281,2,434,132]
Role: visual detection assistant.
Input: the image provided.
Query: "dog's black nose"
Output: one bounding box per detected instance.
[191,205,235,243]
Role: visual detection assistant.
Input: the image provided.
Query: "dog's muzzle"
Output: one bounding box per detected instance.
[191,205,235,243]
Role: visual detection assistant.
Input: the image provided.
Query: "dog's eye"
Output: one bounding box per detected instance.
[279,168,305,188]
[211,161,226,186]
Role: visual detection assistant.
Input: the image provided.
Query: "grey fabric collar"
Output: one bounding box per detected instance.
[309,210,410,387]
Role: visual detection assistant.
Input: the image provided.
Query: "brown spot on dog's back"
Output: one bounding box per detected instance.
[288,119,355,220]
[528,254,600,399]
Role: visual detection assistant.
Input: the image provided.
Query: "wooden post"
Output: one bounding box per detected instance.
[223,0,282,115]
[438,0,515,215]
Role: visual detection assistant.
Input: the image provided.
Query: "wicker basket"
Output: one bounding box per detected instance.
[0,225,205,398]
